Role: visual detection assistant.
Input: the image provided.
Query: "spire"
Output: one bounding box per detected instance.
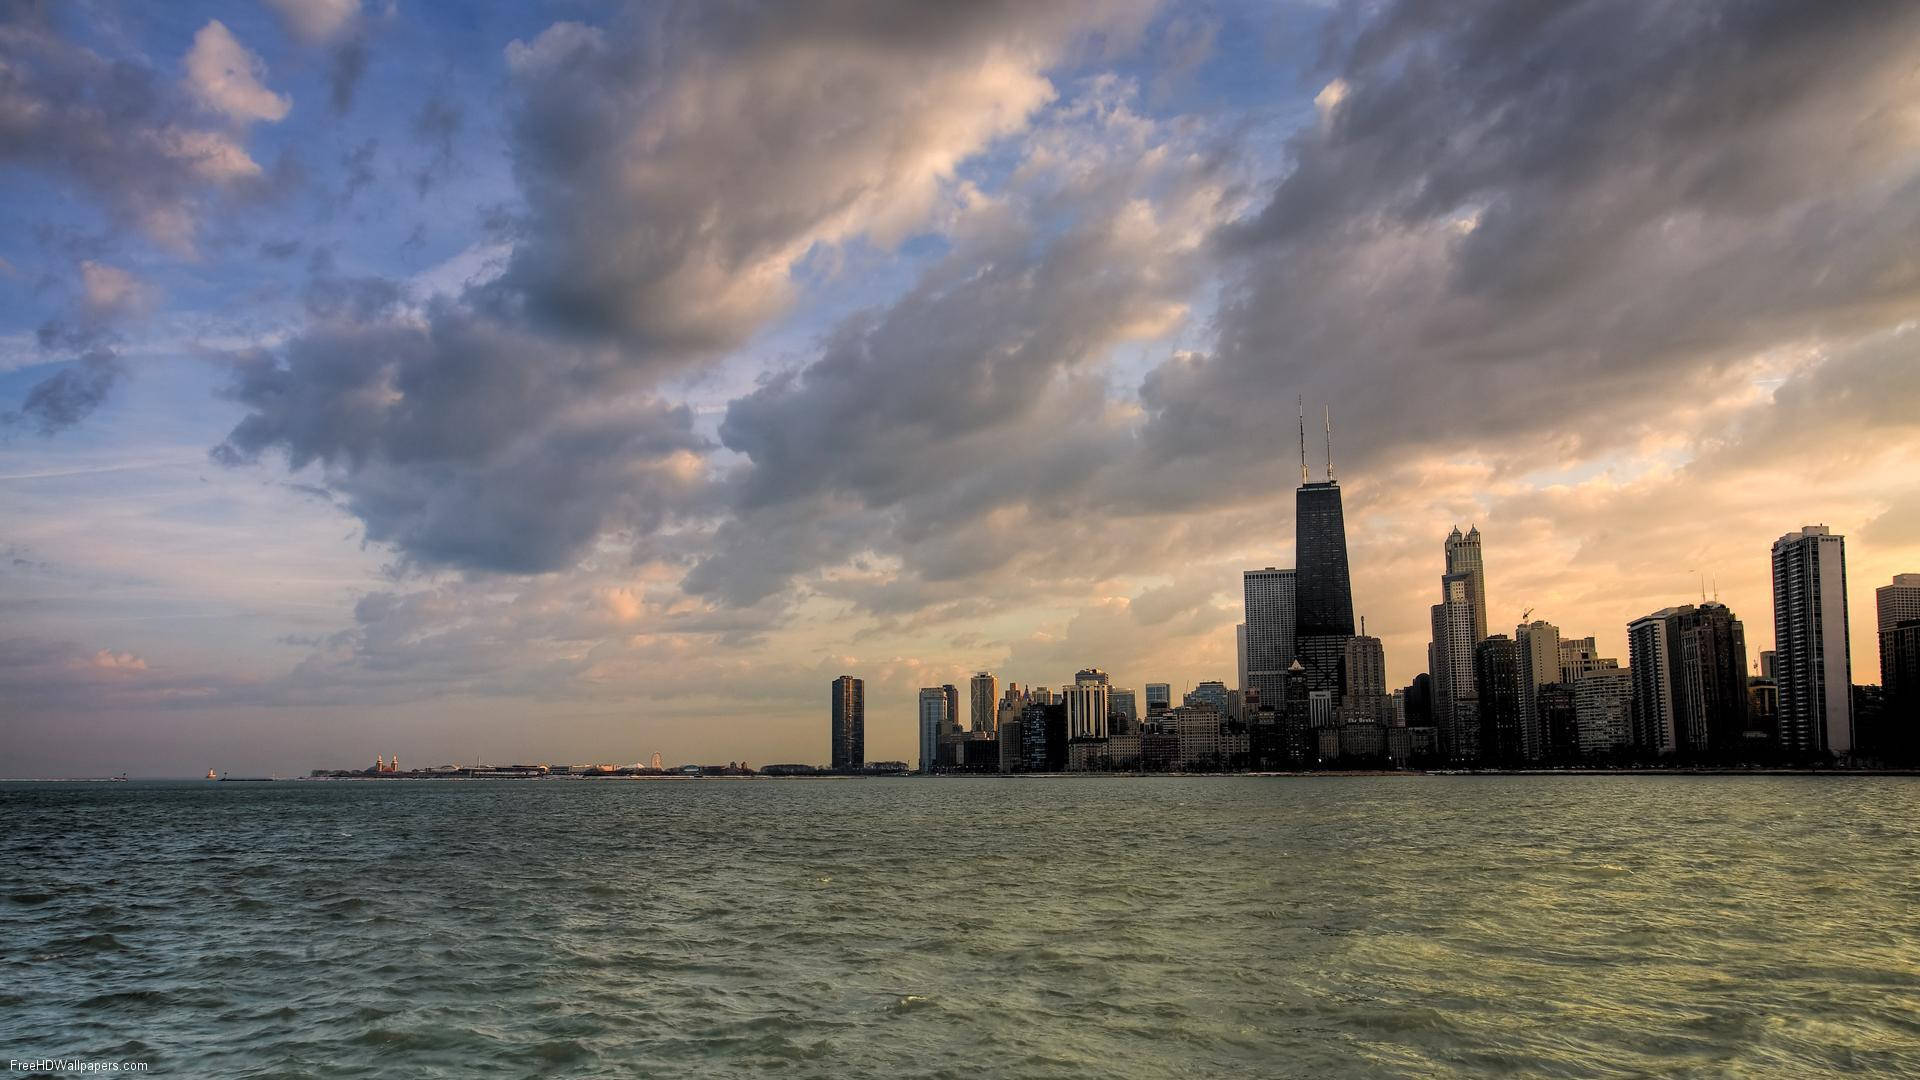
[1323,405,1335,482]
[1297,394,1308,485]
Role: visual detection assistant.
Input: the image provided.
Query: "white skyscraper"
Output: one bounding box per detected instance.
[1772,526,1853,757]
[1065,668,1111,739]
[1627,610,1682,756]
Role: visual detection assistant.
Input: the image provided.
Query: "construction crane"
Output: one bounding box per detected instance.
[1520,606,1534,624]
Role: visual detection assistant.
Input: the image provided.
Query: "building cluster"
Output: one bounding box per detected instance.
[835,402,1920,773]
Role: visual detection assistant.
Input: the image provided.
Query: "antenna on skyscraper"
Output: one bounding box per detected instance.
[1324,405,1335,482]
[1298,395,1308,485]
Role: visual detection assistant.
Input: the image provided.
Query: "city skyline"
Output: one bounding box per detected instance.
[4,1,1920,776]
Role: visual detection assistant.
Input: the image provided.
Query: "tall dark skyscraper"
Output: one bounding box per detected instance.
[830,675,865,770]
[1473,634,1524,765]
[1293,403,1355,695]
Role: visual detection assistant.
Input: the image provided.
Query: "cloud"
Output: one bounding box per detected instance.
[78,261,157,317]
[0,8,277,251]
[263,0,361,44]
[211,306,716,573]
[183,20,291,124]
[4,348,125,436]
[213,2,1159,579]
[491,2,1151,355]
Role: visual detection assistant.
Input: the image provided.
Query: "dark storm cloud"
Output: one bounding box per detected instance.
[212,305,713,573]
[1152,0,1920,473]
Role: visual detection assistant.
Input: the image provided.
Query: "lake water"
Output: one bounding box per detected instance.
[3,776,1917,1077]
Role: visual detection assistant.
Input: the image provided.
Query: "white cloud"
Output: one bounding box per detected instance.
[184,20,291,124]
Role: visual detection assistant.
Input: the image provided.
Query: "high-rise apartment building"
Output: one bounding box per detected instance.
[970,671,1000,734]
[1877,574,1920,695]
[1236,623,1248,694]
[1342,634,1388,725]
[1243,568,1297,706]
[1679,602,1750,755]
[830,675,865,771]
[1628,603,1749,758]
[1772,526,1854,757]
[1574,668,1634,758]
[1514,619,1560,762]
[917,687,949,772]
[1065,668,1111,739]
[1627,610,1682,756]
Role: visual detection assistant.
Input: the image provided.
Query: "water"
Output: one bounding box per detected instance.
[2,776,1917,1078]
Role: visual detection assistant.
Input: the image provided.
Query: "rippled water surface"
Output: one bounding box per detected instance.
[3,776,1918,1077]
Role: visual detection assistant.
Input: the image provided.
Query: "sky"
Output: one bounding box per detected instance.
[3,0,1918,777]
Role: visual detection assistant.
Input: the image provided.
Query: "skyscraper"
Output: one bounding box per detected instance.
[1574,668,1634,758]
[1626,610,1682,756]
[943,684,961,735]
[1236,623,1248,695]
[1287,398,1355,699]
[1445,526,1489,643]
[1883,621,1920,761]
[1145,682,1172,717]
[1342,634,1387,725]
[1772,526,1854,758]
[1474,635,1523,765]
[1110,688,1138,730]
[970,671,1000,734]
[1242,568,1296,706]
[1431,572,1479,761]
[1294,492,1355,694]
[1878,574,1920,692]
[1514,619,1560,762]
[1065,668,1111,739]
[830,675,865,770]
[1185,680,1229,714]
[1679,602,1751,756]
[917,687,949,772]
[1627,603,1749,758]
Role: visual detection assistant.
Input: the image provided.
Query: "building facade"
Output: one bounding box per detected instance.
[1242,568,1297,707]
[1474,635,1524,765]
[1065,668,1111,739]
[830,675,865,770]
[970,671,999,734]
[1772,526,1854,758]
[917,686,949,772]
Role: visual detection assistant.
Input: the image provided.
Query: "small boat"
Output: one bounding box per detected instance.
[206,769,217,780]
